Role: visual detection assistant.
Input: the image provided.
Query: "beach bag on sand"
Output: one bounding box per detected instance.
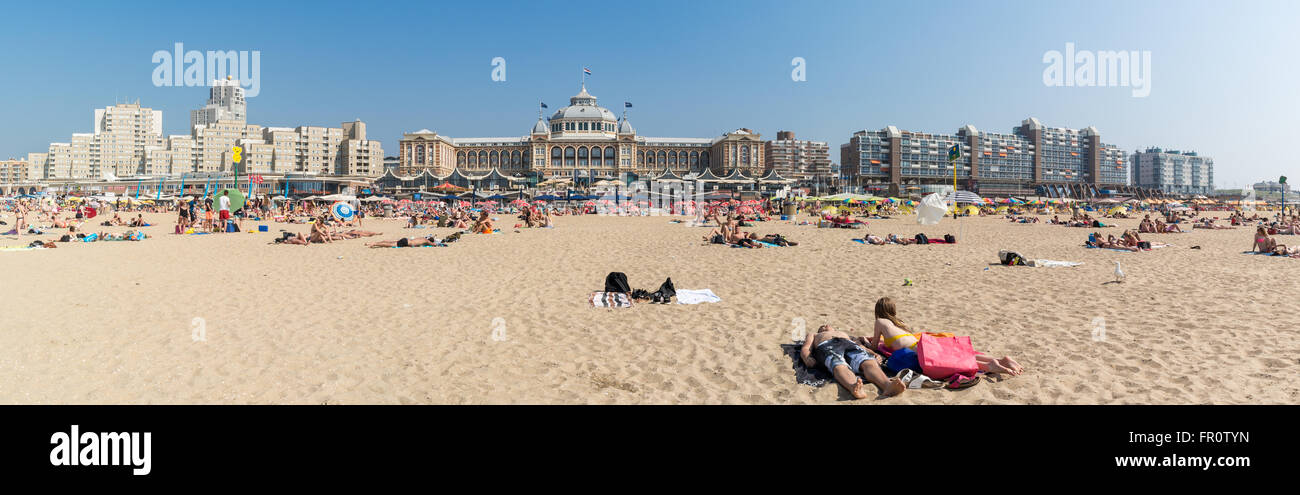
[944,234,956,243]
[917,334,978,380]
[999,250,1026,266]
[914,233,930,244]
[604,272,631,294]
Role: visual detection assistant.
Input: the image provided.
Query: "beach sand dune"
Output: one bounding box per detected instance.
[0,211,1296,404]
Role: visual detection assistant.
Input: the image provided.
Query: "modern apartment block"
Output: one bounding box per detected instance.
[1131,147,1214,195]
[764,131,831,181]
[841,117,1130,197]
[191,77,247,128]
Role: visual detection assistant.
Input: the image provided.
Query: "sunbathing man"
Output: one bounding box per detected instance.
[366,235,440,248]
[800,324,905,399]
[869,297,1023,376]
[886,233,916,245]
[472,210,495,234]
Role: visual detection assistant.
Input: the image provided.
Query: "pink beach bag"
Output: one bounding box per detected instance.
[916,334,978,379]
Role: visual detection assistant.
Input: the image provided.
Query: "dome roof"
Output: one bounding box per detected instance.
[549,85,617,122]
[619,117,634,134]
[532,118,548,135]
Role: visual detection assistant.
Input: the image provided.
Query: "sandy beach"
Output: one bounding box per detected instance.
[1,210,1297,405]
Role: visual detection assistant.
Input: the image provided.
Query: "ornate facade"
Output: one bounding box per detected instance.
[397,84,765,181]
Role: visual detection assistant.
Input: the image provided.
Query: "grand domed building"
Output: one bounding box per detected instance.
[392,84,771,187]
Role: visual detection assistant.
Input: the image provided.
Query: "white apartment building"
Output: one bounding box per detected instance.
[191,77,247,129]
[1131,147,1214,196]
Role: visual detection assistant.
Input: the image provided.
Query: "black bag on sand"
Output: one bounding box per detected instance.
[914,233,930,244]
[944,234,956,243]
[652,277,676,303]
[605,272,631,293]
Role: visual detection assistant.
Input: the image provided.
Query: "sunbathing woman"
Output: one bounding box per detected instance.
[758,233,797,246]
[1253,227,1277,253]
[366,235,440,248]
[868,297,1023,376]
[861,232,887,245]
[308,217,332,243]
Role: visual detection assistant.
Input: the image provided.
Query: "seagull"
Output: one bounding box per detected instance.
[1113,260,1125,283]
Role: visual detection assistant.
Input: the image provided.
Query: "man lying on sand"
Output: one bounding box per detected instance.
[800,324,905,399]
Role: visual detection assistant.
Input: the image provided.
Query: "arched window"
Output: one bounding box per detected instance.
[467,151,478,167]
[564,147,575,167]
[646,151,655,166]
[668,151,678,166]
[551,146,561,167]
[511,150,522,167]
[457,151,466,166]
[638,150,645,165]
[604,147,615,167]
[478,151,488,168]
[657,151,667,167]
[489,150,499,167]
[690,151,699,168]
[701,151,710,167]
[577,147,588,167]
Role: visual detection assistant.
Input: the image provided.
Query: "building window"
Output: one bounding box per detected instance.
[489,150,499,167]
[511,150,521,167]
[701,151,710,167]
[604,146,615,167]
[690,151,699,167]
[551,146,561,167]
[564,146,575,167]
[578,146,588,167]
[638,150,645,165]
[657,151,666,167]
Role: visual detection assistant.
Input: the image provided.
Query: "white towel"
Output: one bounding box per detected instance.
[675,289,721,305]
[1028,259,1083,268]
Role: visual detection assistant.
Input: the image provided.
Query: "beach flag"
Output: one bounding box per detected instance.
[583,67,592,75]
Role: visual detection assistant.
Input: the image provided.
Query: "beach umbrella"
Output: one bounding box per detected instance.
[331,201,356,221]
[943,190,983,204]
[214,188,246,212]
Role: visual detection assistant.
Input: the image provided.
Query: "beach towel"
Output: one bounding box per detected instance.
[675,289,720,305]
[757,241,782,248]
[780,342,834,387]
[1027,259,1084,268]
[589,291,632,308]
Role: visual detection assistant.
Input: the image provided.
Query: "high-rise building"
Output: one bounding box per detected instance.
[191,77,247,129]
[93,103,164,177]
[339,120,384,176]
[841,117,1129,196]
[765,131,831,182]
[1131,147,1214,195]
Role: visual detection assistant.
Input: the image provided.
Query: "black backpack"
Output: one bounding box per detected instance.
[604,272,631,293]
[944,234,956,243]
[914,233,930,244]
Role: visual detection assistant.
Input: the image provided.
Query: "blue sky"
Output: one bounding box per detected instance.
[1,0,1296,188]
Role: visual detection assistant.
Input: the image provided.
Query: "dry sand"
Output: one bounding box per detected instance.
[1,210,1297,404]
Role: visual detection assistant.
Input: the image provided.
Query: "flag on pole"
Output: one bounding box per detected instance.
[624,102,633,108]
[583,67,592,75]
[540,102,548,109]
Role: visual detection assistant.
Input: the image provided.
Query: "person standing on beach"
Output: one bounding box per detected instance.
[218,191,232,233]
